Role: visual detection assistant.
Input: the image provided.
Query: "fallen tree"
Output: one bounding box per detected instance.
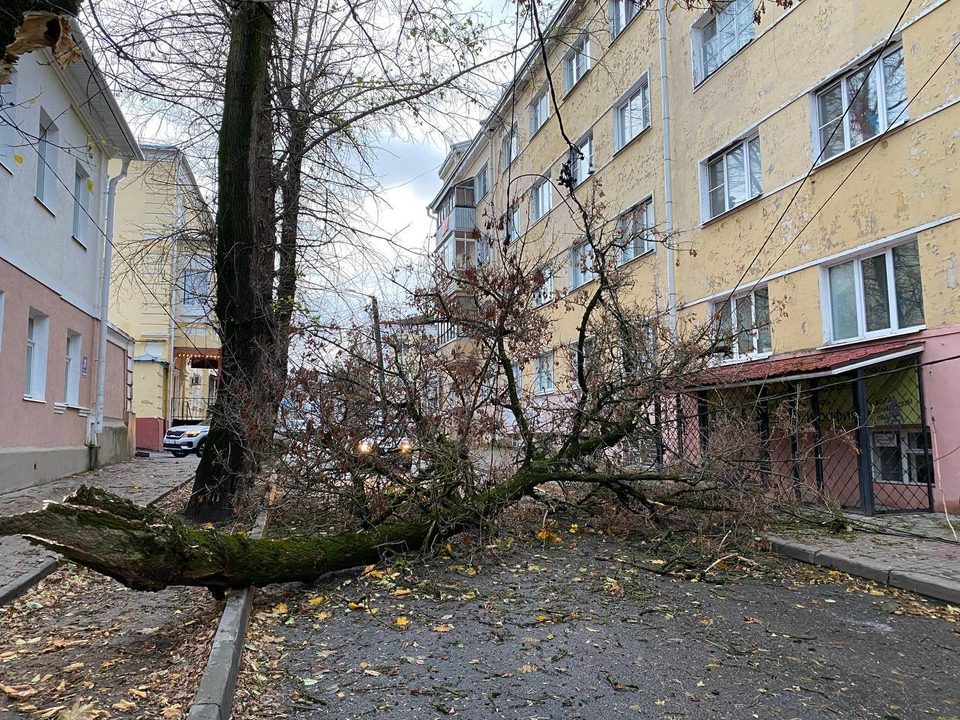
[0,468,687,593]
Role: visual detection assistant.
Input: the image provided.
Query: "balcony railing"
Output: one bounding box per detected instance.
[435,206,477,247]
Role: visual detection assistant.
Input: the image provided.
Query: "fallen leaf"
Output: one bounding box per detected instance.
[431,623,453,633]
[394,616,410,628]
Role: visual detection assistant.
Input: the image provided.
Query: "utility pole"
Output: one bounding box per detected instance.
[370,296,387,419]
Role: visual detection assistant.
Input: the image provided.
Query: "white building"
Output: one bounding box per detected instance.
[0,22,142,492]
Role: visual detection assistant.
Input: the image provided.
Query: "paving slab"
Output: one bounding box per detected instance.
[0,454,198,604]
[770,511,960,605]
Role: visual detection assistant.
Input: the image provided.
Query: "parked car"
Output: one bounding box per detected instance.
[163,424,210,457]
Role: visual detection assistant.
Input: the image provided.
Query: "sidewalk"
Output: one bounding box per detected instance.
[770,511,960,605]
[0,454,198,604]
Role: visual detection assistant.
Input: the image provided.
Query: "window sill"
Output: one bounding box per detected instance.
[71,235,88,250]
[23,396,47,404]
[617,248,656,269]
[528,119,549,144]
[710,351,774,368]
[563,68,592,99]
[613,124,651,157]
[533,389,556,397]
[812,118,909,173]
[701,191,765,227]
[34,195,56,217]
[0,159,14,176]
[818,325,925,350]
[693,39,754,92]
[607,14,640,48]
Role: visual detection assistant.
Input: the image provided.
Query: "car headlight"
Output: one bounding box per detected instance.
[185,430,201,437]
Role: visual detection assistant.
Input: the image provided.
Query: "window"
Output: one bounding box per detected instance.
[35,110,58,210]
[533,352,555,395]
[693,0,755,84]
[569,242,596,288]
[531,176,552,222]
[72,162,91,246]
[63,330,81,405]
[24,309,49,400]
[181,262,212,314]
[815,46,906,161]
[569,336,596,378]
[616,199,654,264]
[705,135,761,218]
[0,70,17,170]
[474,165,487,199]
[529,89,549,135]
[444,236,479,269]
[533,266,554,307]
[871,430,931,485]
[609,0,638,37]
[826,239,924,343]
[713,287,772,359]
[563,34,591,92]
[570,134,593,186]
[614,76,650,151]
[506,206,522,242]
[501,125,518,168]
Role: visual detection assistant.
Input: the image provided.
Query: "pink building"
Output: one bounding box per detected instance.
[0,23,141,492]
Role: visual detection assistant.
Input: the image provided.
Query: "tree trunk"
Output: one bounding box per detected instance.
[187,0,279,521]
[0,470,678,592]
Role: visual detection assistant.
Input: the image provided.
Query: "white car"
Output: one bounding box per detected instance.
[163,424,209,457]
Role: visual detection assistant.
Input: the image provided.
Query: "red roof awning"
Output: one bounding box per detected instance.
[694,338,924,388]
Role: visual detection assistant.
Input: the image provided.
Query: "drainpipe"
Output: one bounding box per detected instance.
[93,159,130,440]
[658,0,677,337]
[166,236,179,428]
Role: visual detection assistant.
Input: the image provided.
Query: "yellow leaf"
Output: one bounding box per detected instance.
[518,664,539,673]
[394,616,410,628]
[86,178,93,193]
[271,602,289,615]
[13,153,23,165]
[314,610,332,622]
[392,588,412,597]
[347,602,364,610]
[536,614,549,622]
[431,623,453,633]
[62,661,84,672]
[307,595,327,606]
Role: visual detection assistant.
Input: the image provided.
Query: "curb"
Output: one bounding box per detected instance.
[186,504,271,720]
[769,535,960,605]
[0,557,59,606]
[0,473,196,607]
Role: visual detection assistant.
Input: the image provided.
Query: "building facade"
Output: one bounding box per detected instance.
[0,24,141,492]
[429,0,960,513]
[110,146,218,452]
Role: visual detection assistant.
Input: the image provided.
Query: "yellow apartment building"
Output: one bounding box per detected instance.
[109,146,219,451]
[429,0,960,513]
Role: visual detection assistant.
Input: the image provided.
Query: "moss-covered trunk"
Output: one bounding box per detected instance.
[187,0,280,522]
[0,471,546,592]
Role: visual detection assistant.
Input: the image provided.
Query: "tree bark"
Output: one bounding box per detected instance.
[0,470,677,592]
[187,0,279,521]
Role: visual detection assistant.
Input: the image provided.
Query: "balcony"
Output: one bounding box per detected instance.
[435,206,477,247]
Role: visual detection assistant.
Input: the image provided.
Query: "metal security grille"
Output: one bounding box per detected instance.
[635,358,934,515]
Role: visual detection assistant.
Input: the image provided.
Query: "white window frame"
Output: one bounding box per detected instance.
[563,34,591,93]
[63,329,82,406]
[531,175,552,222]
[444,235,480,270]
[711,287,772,361]
[821,239,925,344]
[616,198,655,265]
[501,125,518,169]
[570,133,593,186]
[507,206,522,241]
[72,161,91,247]
[533,265,554,307]
[609,0,638,38]
[569,242,596,289]
[871,429,930,485]
[35,109,58,211]
[181,260,212,316]
[614,73,650,151]
[529,88,549,135]
[533,351,555,395]
[813,45,907,163]
[692,0,755,85]
[0,70,17,171]
[703,134,762,220]
[474,164,487,199]
[24,309,49,400]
